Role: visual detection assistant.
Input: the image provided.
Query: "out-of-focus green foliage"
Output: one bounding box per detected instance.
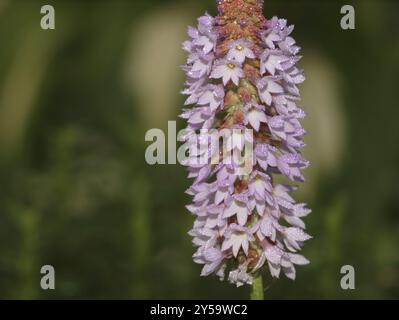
[0,0,398,299]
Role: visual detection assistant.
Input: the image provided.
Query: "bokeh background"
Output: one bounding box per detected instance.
[0,0,398,299]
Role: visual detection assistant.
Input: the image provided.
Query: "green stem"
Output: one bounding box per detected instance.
[250,274,264,300]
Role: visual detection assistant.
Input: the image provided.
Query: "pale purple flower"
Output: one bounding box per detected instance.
[254,143,278,170]
[248,171,273,202]
[223,198,250,226]
[228,267,253,287]
[188,53,213,78]
[277,153,309,182]
[257,77,284,106]
[194,246,225,276]
[245,104,268,131]
[268,115,306,149]
[264,32,281,49]
[197,84,225,111]
[210,59,244,86]
[227,39,256,64]
[260,49,289,75]
[221,224,254,257]
[194,35,216,55]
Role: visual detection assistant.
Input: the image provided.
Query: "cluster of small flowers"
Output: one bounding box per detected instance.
[181,7,311,287]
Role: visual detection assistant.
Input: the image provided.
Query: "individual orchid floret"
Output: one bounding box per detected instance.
[197,84,225,111]
[210,59,244,86]
[257,77,284,106]
[188,54,214,79]
[227,39,256,64]
[221,224,254,257]
[260,49,289,75]
[194,35,216,55]
[193,246,225,277]
[228,266,253,287]
[245,103,268,131]
[223,196,250,226]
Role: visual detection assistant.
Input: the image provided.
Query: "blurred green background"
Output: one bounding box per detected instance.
[0,0,398,299]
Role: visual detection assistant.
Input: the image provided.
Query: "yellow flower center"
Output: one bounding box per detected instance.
[227,63,236,69]
[235,44,244,51]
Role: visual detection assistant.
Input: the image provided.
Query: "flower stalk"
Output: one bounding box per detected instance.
[250,273,264,300]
